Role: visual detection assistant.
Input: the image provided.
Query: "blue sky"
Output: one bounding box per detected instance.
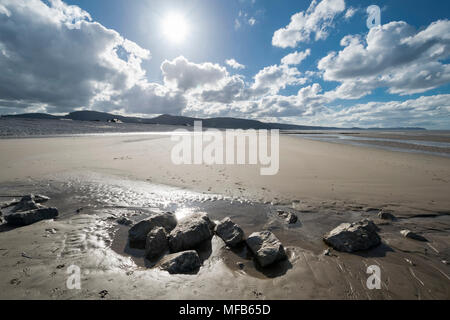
[0,0,449,128]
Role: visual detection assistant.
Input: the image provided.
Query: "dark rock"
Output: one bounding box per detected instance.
[159,250,201,274]
[277,210,298,224]
[323,219,381,252]
[400,229,427,242]
[246,231,287,267]
[378,211,396,220]
[11,199,41,213]
[214,217,244,247]
[116,217,133,226]
[128,212,177,249]
[145,227,168,259]
[286,213,298,224]
[168,214,212,253]
[5,207,59,226]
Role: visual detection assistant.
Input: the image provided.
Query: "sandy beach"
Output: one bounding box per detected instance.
[0,131,449,299]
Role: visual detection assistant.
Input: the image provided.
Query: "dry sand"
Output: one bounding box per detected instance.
[0,132,449,299]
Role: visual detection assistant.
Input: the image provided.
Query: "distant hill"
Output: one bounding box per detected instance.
[1,111,426,131]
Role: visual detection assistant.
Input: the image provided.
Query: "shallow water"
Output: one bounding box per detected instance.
[292,131,450,158]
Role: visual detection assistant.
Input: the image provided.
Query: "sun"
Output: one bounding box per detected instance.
[162,13,189,44]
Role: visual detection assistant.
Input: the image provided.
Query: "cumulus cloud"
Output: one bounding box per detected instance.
[281,49,311,65]
[252,64,307,95]
[225,58,246,70]
[318,20,450,98]
[0,0,182,115]
[161,56,228,92]
[272,0,346,48]
[323,94,450,129]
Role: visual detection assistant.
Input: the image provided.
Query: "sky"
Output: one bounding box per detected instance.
[0,0,449,129]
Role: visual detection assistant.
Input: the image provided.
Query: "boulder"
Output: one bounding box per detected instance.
[214,217,244,247]
[5,208,59,226]
[378,211,396,220]
[145,227,168,259]
[168,214,212,253]
[128,212,177,249]
[400,230,427,242]
[159,250,201,274]
[323,219,381,252]
[246,231,287,267]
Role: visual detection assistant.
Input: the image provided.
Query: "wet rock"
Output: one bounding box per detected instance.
[323,248,331,256]
[277,210,298,224]
[145,227,168,260]
[400,230,427,242]
[116,217,133,226]
[214,217,244,247]
[159,250,201,274]
[323,219,381,253]
[192,212,216,231]
[1,199,19,209]
[168,214,213,253]
[11,198,41,213]
[246,231,287,267]
[378,211,396,220]
[128,212,177,249]
[5,207,59,226]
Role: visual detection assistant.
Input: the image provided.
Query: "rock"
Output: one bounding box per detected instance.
[168,214,213,253]
[116,217,133,226]
[378,211,396,220]
[323,248,331,256]
[237,262,245,270]
[145,227,168,260]
[159,250,201,274]
[11,198,41,213]
[214,217,244,247]
[286,213,298,224]
[400,230,427,242]
[5,207,59,226]
[192,212,216,230]
[1,199,19,209]
[246,231,287,267]
[323,219,381,252]
[128,212,177,249]
[277,210,298,224]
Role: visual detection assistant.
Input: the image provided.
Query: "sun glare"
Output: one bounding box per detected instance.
[162,13,189,44]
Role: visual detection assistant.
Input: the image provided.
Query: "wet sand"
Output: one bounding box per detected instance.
[0,132,449,299]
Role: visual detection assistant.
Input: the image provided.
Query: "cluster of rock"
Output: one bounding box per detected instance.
[127,212,287,274]
[1,194,58,226]
[323,219,381,253]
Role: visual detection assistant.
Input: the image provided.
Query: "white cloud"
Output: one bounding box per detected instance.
[252,64,307,95]
[323,94,450,129]
[344,7,357,19]
[248,17,256,26]
[0,0,154,113]
[225,58,246,70]
[281,49,311,65]
[234,18,241,30]
[318,20,450,98]
[272,0,346,48]
[161,56,228,92]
